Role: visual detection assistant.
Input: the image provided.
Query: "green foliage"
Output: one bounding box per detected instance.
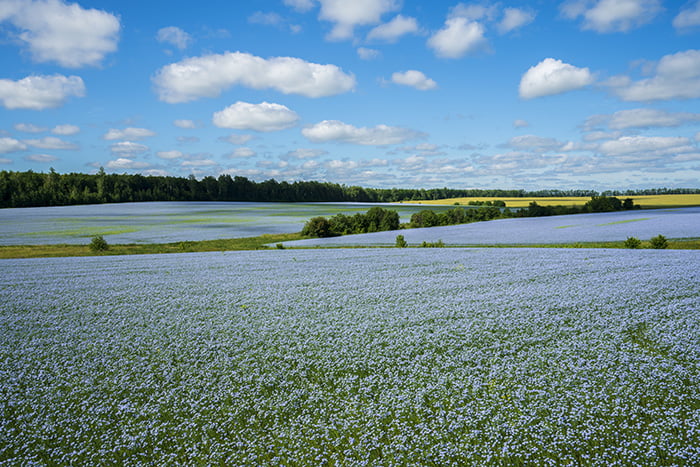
[395,234,408,248]
[88,235,109,252]
[624,237,642,249]
[420,240,445,248]
[301,217,334,238]
[410,206,504,228]
[276,243,285,249]
[302,207,400,238]
[649,234,668,249]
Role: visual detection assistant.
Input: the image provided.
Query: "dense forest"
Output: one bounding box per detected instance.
[2,168,700,209]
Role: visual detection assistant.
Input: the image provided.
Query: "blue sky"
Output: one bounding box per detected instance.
[1,0,700,190]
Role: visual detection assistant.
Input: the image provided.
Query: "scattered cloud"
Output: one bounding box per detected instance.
[506,135,567,152]
[110,141,149,155]
[357,47,381,60]
[212,101,300,132]
[428,17,487,58]
[103,127,156,140]
[284,148,328,159]
[317,0,399,40]
[0,0,120,67]
[608,49,700,101]
[519,58,594,99]
[156,26,192,50]
[597,135,697,159]
[153,51,356,103]
[283,0,315,13]
[106,158,152,170]
[227,148,257,158]
[0,158,12,165]
[302,120,426,145]
[391,70,437,90]
[14,123,47,133]
[367,15,419,42]
[560,0,662,33]
[24,153,58,163]
[174,119,197,129]
[673,1,700,31]
[587,108,700,130]
[497,8,536,34]
[24,136,78,150]
[219,134,254,145]
[0,137,27,153]
[156,150,185,160]
[0,74,85,110]
[513,119,529,128]
[51,124,80,135]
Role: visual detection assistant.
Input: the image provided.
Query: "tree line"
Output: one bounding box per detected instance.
[1,168,698,209]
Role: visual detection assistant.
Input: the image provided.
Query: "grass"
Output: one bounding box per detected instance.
[597,218,651,226]
[2,235,699,259]
[402,194,700,209]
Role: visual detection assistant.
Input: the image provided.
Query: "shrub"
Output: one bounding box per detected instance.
[624,236,642,249]
[301,217,333,238]
[276,243,285,249]
[89,235,109,252]
[420,240,445,248]
[649,234,668,249]
[395,234,408,248]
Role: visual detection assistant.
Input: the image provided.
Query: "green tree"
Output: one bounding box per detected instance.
[89,235,109,252]
[395,234,408,248]
[301,217,334,238]
[624,236,642,249]
[649,234,668,249]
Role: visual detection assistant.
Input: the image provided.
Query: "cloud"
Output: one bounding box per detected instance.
[560,0,662,33]
[212,101,300,132]
[367,15,419,42]
[0,0,120,67]
[153,51,356,103]
[609,49,700,101]
[156,26,192,50]
[24,153,58,163]
[0,75,85,110]
[0,137,27,153]
[598,135,697,158]
[103,127,156,141]
[14,123,46,133]
[110,141,149,155]
[181,159,217,167]
[506,135,566,152]
[219,134,254,145]
[428,17,487,58]
[106,158,152,170]
[51,124,79,135]
[227,148,257,158]
[588,108,700,130]
[513,119,529,128]
[357,47,380,60]
[156,150,184,160]
[302,120,425,145]
[317,0,399,40]
[674,1,700,30]
[519,58,594,99]
[498,7,535,34]
[391,70,437,90]
[283,0,315,12]
[24,136,78,150]
[174,119,197,129]
[284,148,328,159]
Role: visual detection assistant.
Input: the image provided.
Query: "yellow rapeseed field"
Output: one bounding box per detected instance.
[402,194,700,209]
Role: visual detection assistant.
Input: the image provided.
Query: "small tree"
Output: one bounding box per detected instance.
[624,236,642,249]
[301,216,333,238]
[649,234,668,249]
[395,234,408,248]
[89,235,109,252]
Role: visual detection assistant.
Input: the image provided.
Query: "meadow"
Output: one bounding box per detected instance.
[282,206,700,248]
[401,193,700,209]
[1,248,699,465]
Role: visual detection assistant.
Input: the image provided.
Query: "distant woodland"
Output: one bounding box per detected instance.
[2,168,699,209]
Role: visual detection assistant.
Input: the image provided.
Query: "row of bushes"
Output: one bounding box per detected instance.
[301,207,400,238]
[625,235,669,249]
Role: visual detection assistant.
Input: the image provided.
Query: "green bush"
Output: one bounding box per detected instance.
[649,234,668,249]
[89,235,109,252]
[395,234,408,248]
[624,237,642,249]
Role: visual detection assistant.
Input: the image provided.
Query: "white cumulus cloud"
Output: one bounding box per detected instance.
[598,135,696,158]
[0,0,120,67]
[110,141,149,155]
[156,150,184,160]
[228,148,257,158]
[674,1,700,30]
[25,153,58,163]
[318,0,399,40]
[51,124,79,135]
[602,108,700,129]
[14,123,47,133]
[0,137,27,153]
[212,102,300,132]
[609,49,700,101]
[103,127,156,141]
[302,120,425,145]
[0,75,85,110]
[107,158,152,170]
[357,47,380,60]
[153,51,356,103]
[174,119,197,129]
[428,17,487,59]
[519,58,594,99]
[391,70,437,90]
[498,7,535,34]
[24,136,78,150]
[156,26,192,50]
[560,0,661,33]
[367,15,419,42]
